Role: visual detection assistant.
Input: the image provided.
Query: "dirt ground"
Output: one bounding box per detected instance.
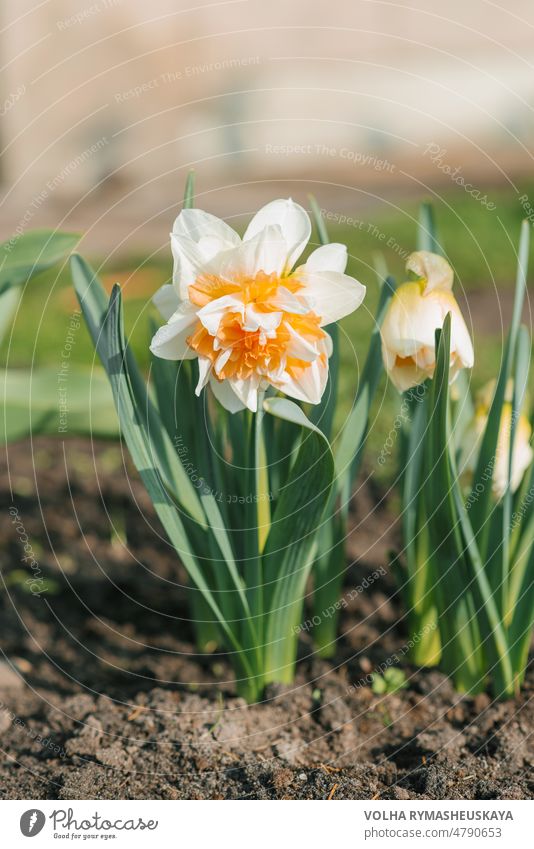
[0,438,532,800]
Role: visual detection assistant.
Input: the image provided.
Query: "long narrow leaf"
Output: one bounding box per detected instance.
[262,398,335,682]
[469,221,530,549]
[0,230,80,294]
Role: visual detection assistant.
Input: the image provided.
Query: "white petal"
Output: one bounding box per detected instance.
[381,341,397,373]
[243,199,311,271]
[381,283,450,356]
[214,348,232,374]
[413,345,435,369]
[242,304,282,335]
[380,285,444,392]
[209,375,246,413]
[450,307,474,369]
[152,284,181,320]
[171,233,211,300]
[171,209,240,301]
[278,361,325,405]
[269,285,311,315]
[305,243,348,274]
[150,310,198,360]
[195,356,212,394]
[297,269,366,325]
[218,224,288,279]
[406,251,454,293]
[285,323,319,362]
[275,338,330,405]
[385,357,427,393]
[173,208,240,250]
[197,294,244,335]
[323,330,333,357]
[228,375,260,412]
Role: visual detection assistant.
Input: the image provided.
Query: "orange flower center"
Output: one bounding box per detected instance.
[187,271,326,382]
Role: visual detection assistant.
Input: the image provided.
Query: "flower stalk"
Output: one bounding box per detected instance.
[70,174,375,702]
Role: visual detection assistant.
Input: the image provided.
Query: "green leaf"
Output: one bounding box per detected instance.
[500,323,532,614]
[429,315,514,695]
[0,287,22,346]
[335,275,396,502]
[0,230,80,294]
[261,397,335,683]
[309,225,395,656]
[424,315,486,690]
[469,220,530,550]
[71,254,206,526]
[308,194,338,439]
[71,255,265,697]
[507,543,534,690]
[307,511,345,658]
[400,388,442,665]
[308,194,329,247]
[417,202,441,254]
[450,368,474,458]
[372,668,408,695]
[101,285,256,670]
[183,171,195,209]
[0,365,118,441]
[263,396,327,439]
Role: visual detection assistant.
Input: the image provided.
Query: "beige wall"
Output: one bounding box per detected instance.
[1,0,533,248]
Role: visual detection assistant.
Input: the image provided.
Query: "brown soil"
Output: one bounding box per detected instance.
[0,438,533,800]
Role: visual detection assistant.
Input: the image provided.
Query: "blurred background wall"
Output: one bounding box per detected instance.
[1,0,533,254]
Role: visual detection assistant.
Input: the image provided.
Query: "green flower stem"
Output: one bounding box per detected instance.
[309,512,345,658]
[255,391,271,553]
[190,590,220,653]
[262,543,318,686]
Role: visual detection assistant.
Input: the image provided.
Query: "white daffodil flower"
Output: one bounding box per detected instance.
[380,250,474,392]
[461,381,533,500]
[150,199,366,412]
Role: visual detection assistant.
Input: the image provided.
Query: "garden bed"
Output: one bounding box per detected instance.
[0,438,532,800]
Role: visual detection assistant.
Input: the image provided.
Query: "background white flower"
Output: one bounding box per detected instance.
[460,381,533,499]
[380,250,474,392]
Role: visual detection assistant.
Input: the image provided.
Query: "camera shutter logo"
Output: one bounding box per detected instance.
[20,810,46,837]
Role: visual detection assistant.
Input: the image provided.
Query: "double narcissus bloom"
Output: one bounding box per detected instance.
[150,199,365,412]
[380,250,474,392]
[461,381,533,499]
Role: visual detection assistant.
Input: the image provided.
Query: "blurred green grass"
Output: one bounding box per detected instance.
[2,186,531,483]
